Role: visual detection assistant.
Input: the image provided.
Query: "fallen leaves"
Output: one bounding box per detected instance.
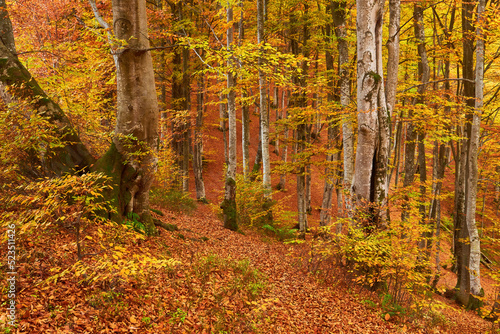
[0,206,493,333]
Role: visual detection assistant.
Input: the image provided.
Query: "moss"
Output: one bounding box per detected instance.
[466,289,484,311]
[222,197,238,231]
[150,208,164,216]
[91,143,125,223]
[163,223,179,232]
[368,71,382,83]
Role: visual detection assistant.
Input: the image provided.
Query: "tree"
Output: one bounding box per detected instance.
[0,7,95,177]
[455,0,484,307]
[221,2,238,231]
[257,0,271,194]
[352,0,392,226]
[0,0,160,231]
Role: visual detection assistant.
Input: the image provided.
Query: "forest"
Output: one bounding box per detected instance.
[1,0,500,332]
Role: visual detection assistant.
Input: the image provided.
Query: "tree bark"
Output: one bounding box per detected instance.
[193,76,207,202]
[257,0,271,194]
[0,39,95,176]
[222,3,238,231]
[456,0,484,306]
[93,0,159,232]
[320,2,347,228]
[352,0,389,227]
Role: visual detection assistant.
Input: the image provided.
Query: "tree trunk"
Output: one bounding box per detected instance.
[222,4,238,231]
[320,3,346,227]
[456,0,484,307]
[193,76,207,202]
[93,0,160,232]
[257,0,271,194]
[277,90,289,190]
[0,38,95,177]
[352,0,390,227]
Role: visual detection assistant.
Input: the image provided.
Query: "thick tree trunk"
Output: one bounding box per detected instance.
[0,0,16,56]
[0,39,95,176]
[352,0,389,227]
[95,0,159,232]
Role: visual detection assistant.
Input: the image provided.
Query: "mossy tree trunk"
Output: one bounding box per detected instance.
[1,0,160,233]
[98,0,160,233]
[0,39,95,177]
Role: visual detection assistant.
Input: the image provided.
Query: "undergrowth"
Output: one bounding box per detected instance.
[213,173,298,241]
[150,187,197,214]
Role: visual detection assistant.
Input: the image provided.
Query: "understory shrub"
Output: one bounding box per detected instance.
[304,206,435,321]
[150,187,196,214]
[235,174,297,240]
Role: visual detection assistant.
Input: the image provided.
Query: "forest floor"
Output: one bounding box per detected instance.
[3,200,496,333]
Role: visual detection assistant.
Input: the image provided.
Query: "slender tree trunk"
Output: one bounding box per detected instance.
[239,9,250,179]
[402,2,429,224]
[456,0,484,306]
[277,90,289,190]
[242,92,250,178]
[320,2,346,227]
[455,0,482,306]
[257,0,271,193]
[193,76,207,202]
[222,3,238,231]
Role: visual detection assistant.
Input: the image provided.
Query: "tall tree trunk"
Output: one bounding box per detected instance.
[193,76,207,202]
[94,0,159,231]
[455,0,482,306]
[222,3,238,231]
[239,8,250,179]
[277,90,289,190]
[385,0,400,190]
[169,1,191,192]
[402,2,429,223]
[352,0,390,227]
[320,1,347,227]
[257,0,271,194]
[456,0,484,307]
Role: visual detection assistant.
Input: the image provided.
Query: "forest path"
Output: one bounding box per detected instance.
[153,204,495,333]
[155,204,399,333]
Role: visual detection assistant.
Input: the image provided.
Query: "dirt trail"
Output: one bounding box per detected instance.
[156,204,399,333]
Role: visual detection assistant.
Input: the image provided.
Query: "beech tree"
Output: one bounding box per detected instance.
[455,0,484,307]
[257,0,271,194]
[352,0,398,225]
[221,2,238,231]
[1,0,160,231]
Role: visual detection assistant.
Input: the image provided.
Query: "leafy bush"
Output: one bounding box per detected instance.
[150,187,196,214]
[235,174,296,241]
[303,208,433,321]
